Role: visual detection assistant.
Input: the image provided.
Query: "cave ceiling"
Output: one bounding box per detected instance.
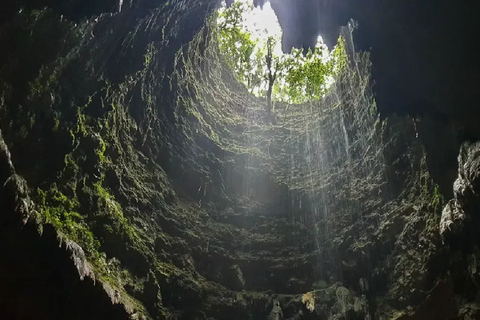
[2,0,479,136]
[266,0,479,137]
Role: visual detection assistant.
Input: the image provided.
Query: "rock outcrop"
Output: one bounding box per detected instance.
[1,1,480,320]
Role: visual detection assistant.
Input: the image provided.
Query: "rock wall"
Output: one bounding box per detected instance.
[1,1,480,320]
[0,3,318,319]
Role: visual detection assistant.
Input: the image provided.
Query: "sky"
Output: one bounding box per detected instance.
[228,0,329,57]
[218,0,335,98]
[240,0,284,56]
[219,0,283,56]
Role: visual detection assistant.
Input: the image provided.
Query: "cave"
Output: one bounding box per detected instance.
[1,0,480,319]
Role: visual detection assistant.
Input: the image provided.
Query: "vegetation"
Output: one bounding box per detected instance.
[216,0,346,109]
[217,1,257,87]
[35,184,101,257]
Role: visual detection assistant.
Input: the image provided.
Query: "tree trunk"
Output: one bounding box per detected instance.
[265,37,276,117]
[266,82,273,115]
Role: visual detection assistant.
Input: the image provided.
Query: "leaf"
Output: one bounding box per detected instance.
[216,0,344,104]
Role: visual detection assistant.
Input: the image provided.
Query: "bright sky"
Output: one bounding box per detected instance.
[242,0,282,55]
[219,0,335,97]
[234,0,329,57]
[237,0,284,56]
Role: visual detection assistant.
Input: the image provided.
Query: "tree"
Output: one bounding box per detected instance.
[217,0,343,109]
[283,44,334,104]
[217,1,256,86]
[265,36,279,114]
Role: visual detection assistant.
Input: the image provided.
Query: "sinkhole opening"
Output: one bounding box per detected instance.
[215,0,348,107]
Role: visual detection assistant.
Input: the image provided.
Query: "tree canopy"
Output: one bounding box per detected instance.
[217,1,257,87]
[216,0,346,107]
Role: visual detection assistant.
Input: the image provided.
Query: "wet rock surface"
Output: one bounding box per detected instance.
[441,142,480,242]
[0,1,480,320]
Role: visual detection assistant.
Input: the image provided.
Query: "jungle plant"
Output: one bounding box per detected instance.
[216,0,345,109]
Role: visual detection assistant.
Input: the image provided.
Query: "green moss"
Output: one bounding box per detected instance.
[93,180,139,244]
[94,136,108,163]
[33,169,150,315]
[64,153,78,170]
[76,105,88,137]
[419,169,444,212]
[143,43,156,70]
[431,185,443,211]
[35,184,101,257]
[52,118,60,131]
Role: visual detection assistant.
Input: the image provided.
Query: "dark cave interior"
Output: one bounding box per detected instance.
[1,1,480,319]
[3,0,478,195]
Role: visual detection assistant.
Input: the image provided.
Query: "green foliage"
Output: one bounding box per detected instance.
[35,185,101,256]
[431,185,443,211]
[420,170,444,211]
[217,1,256,86]
[93,179,139,244]
[216,0,343,105]
[73,98,90,139]
[331,36,349,73]
[280,45,335,104]
[95,135,109,164]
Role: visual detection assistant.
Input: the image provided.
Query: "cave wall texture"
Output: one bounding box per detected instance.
[1,0,480,320]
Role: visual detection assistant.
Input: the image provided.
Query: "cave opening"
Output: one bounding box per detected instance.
[1,0,480,319]
[215,0,341,108]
